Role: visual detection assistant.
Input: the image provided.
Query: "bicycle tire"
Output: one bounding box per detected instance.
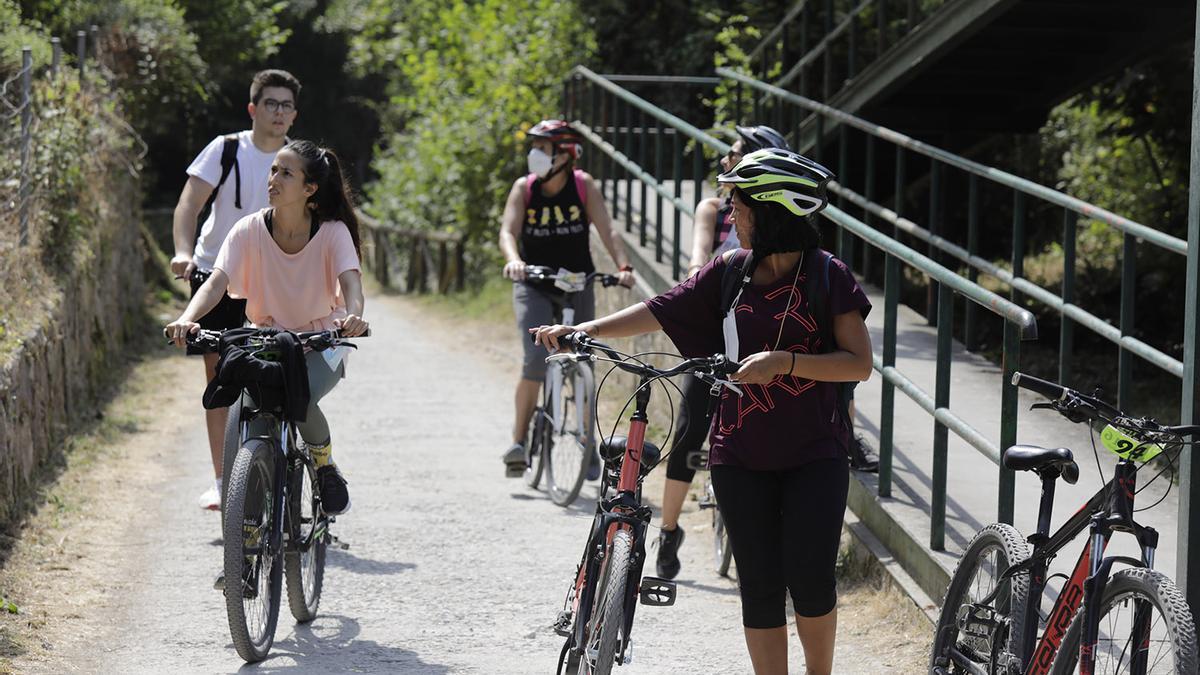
[580,527,632,675]
[524,406,549,489]
[707,478,733,577]
[547,362,595,507]
[224,439,283,663]
[930,523,1031,674]
[284,453,326,623]
[220,395,244,512]
[1049,567,1198,675]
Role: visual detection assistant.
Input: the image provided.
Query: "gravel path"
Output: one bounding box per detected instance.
[5,291,929,674]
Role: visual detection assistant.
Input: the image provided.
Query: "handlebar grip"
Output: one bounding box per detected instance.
[1011,372,1067,401]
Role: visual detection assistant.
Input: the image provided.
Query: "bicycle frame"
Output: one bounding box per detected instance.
[563,372,657,669]
[999,460,1158,675]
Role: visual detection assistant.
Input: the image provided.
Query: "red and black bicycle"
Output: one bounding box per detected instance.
[930,372,1200,675]
[545,332,741,674]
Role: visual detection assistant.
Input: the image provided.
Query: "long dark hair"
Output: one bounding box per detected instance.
[734,187,820,255]
[285,139,362,258]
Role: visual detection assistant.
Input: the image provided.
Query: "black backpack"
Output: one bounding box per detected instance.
[719,248,854,434]
[192,134,242,247]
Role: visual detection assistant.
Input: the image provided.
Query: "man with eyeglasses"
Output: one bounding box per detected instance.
[169,68,302,512]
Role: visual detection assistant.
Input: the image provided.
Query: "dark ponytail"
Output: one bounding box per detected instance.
[734,187,820,255]
[285,139,362,258]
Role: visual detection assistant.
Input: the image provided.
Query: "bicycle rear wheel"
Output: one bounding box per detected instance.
[284,450,326,623]
[579,527,632,675]
[1049,567,1198,674]
[224,439,283,663]
[524,406,549,489]
[220,395,245,511]
[546,362,595,507]
[705,475,734,576]
[930,523,1031,674]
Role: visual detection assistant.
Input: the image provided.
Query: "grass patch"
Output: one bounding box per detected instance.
[411,276,514,325]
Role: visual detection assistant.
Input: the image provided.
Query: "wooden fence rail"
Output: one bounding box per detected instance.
[359,213,465,294]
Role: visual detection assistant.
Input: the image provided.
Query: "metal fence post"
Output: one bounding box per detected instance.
[927,160,942,325]
[999,321,1020,525]
[77,30,86,80]
[51,37,61,74]
[931,282,955,551]
[1118,232,1136,410]
[879,251,900,498]
[964,175,981,350]
[18,47,33,247]
[1060,210,1077,386]
[1178,5,1200,618]
[673,132,683,281]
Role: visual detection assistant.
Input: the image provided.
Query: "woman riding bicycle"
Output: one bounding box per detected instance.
[533,148,872,675]
[165,139,368,516]
[655,123,791,582]
[499,119,634,476]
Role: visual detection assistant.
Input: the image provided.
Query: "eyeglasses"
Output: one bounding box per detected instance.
[260,98,296,114]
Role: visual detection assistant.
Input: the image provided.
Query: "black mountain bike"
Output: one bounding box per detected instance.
[547,332,741,674]
[930,372,1200,675]
[517,266,620,506]
[190,328,360,663]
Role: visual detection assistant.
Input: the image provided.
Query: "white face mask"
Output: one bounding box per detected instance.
[527,148,553,178]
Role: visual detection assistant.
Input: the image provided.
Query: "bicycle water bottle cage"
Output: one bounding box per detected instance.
[553,269,587,293]
[1001,445,1079,484]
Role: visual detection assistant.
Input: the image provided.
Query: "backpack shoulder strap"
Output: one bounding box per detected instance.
[193,134,242,247]
[720,248,755,316]
[573,169,587,208]
[523,173,537,208]
[805,248,835,352]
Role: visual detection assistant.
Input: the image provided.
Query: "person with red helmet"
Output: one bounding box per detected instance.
[498,119,634,475]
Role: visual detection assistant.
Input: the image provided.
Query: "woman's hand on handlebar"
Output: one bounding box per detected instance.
[163,317,201,348]
[530,324,583,352]
[503,259,527,282]
[732,350,790,385]
[616,269,635,288]
[334,314,369,338]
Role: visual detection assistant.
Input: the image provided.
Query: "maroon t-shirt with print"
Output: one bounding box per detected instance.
[644,249,871,471]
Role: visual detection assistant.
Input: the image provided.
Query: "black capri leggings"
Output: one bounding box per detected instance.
[710,458,849,628]
[665,375,714,483]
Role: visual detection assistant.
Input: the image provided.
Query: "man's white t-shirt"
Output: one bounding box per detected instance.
[187,130,279,271]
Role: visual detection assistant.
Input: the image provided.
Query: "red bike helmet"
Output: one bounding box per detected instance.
[527,119,584,159]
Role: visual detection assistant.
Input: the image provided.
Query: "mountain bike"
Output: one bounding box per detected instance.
[547,332,742,674]
[516,266,620,506]
[189,327,360,663]
[698,471,733,577]
[930,371,1200,675]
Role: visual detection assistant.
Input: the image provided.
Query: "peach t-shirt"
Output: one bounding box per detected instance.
[215,209,361,332]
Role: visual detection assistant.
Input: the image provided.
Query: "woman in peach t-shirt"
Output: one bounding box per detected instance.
[166,140,368,515]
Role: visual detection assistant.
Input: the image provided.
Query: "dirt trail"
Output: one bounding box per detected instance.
[1,291,929,674]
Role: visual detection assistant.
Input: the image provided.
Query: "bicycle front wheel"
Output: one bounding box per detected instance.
[524,406,549,489]
[546,362,595,507]
[930,523,1031,674]
[707,477,733,577]
[224,439,283,663]
[284,451,326,623]
[1050,567,1198,674]
[580,527,632,675]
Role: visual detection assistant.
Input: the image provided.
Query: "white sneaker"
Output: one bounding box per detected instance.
[198,484,221,511]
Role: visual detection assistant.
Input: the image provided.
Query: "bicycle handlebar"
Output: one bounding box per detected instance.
[521,266,622,288]
[184,327,368,354]
[546,332,743,395]
[1012,371,1200,440]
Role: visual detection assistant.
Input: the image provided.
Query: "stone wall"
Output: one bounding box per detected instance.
[0,176,145,528]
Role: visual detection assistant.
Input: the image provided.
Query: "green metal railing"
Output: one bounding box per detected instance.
[565,66,1038,546]
[719,67,1192,416]
[746,0,953,113]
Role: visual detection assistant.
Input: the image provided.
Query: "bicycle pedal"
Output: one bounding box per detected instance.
[638,577,676,606]
[505,462,526,478]
[553,610,573,637]
[330,534,350,551]
[697,496,716,510]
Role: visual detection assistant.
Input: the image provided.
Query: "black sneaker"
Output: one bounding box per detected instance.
[317,465,351,515]
[655,526,685,580]
[848,434,879,473]
[503,442,527,477]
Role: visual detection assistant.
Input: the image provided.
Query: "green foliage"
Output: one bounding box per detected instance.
[0,1,51,74]
[708,14,758,130]
[348,0,595,277]
[175,0,288,87]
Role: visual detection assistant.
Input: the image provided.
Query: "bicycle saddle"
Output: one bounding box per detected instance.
[599,435,661,470]
[1002,444,1079,484]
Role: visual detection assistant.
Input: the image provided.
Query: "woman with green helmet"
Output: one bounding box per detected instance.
[532,148,873,674]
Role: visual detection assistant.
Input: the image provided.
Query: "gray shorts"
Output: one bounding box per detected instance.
[514,282,595,381]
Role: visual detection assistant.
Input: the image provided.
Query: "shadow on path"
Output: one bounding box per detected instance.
[326,549,416,576]
[232,615,449,674]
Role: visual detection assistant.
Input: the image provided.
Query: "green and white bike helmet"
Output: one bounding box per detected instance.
[716,148,835,217]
